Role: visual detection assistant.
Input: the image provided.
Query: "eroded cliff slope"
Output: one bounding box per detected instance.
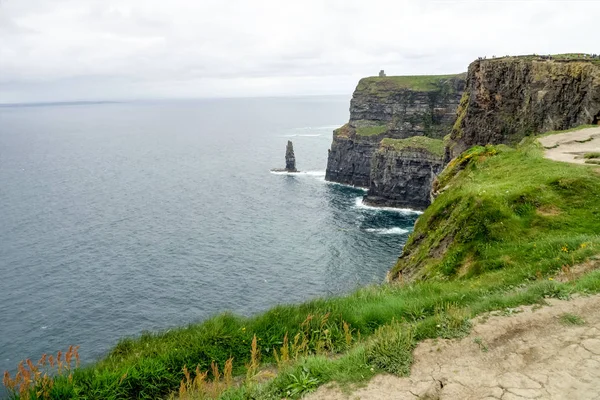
[447,55,600,158]
[325,74,465,187]
[364,137,444,210]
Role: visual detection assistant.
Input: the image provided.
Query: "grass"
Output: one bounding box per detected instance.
[7,268,600,399]
[356,74,463,94]
[584,152,600,159]
[356,125,388,137]
[485,54,600,65]
[4,133,600,400]
[558,313,586,326]
[333,123,351,138]
[380,136,445,158]
[392,138,600,281]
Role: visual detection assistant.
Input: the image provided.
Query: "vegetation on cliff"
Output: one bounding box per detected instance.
[355,125,388,136]
[380,136,444,158]
[356,74,464,94]
[391,138,600,281]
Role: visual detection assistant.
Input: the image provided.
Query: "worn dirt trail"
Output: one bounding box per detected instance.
[538,126,600,164]
[306,294,600,400]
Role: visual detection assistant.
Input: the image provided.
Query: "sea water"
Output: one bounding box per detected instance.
[0,97,419,374]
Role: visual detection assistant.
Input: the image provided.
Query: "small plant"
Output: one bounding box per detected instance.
[473,337,489,352]
[366,321,414,376]
[433,303,471,338]
[559,313,585,326]
[343,321,353,348]
[246,335,260,379]
[583,152,600,159]
[285,367,319,398]
[273,332,290,367]
[176,357,234,400]
[3,346,80,400]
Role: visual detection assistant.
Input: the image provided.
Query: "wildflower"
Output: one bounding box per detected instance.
[548,278,554,281]
[561,245,569,252]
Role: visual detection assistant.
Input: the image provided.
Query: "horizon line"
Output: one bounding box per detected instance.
[0,93,351,108]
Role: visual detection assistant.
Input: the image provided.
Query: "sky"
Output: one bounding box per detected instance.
[1,0,599,103]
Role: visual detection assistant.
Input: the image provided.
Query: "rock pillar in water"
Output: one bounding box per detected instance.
[285,140,297,172]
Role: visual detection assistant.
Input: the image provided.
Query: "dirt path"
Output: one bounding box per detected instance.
[306,294,600,400]
[538,126,600,164]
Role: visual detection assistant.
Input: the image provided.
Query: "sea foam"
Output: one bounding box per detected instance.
[364,227,410,235]
[354,197,423,215]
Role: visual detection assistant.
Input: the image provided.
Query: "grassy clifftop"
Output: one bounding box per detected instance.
[356,74,464,94]
[391,139,600,281]
[380,136,445,158]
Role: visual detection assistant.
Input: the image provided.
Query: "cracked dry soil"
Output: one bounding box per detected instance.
[306,294,600,400]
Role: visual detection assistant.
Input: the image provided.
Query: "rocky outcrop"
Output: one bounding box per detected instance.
[447,55,600,159]
[326,74,465,188]
[285,140,297,172]
[271,140,298,173]
[364,137,445,210]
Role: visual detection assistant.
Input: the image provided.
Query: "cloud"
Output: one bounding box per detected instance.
[1,0,599,102]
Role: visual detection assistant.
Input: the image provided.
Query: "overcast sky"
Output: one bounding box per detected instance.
[1,0,599,103]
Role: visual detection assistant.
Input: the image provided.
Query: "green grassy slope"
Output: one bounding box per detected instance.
[391,141,600,281]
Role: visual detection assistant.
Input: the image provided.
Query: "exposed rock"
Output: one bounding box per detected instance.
[285,140,297,172]
[365,137,445,210]
[447,55,600,159]
[271,140,298,173]
[325,74,465,189]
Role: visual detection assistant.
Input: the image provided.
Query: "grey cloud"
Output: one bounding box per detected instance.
[1,0,599,102]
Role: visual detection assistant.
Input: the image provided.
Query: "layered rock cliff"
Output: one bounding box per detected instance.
[325,74,466,188]
[447,55,600,158]
[364,137,445,210]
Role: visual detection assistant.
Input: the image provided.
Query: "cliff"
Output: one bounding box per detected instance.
[389,141,600,282]
[325,74,466,188]
[364,137,444,210]
[447,55,600,159]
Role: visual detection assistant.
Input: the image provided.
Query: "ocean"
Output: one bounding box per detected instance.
[0,97,419,375]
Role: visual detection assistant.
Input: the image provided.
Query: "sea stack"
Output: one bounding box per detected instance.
[271,140,298,173]
[285,140,297,172]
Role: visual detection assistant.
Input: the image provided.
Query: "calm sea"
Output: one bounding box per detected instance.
[0,97,419,376]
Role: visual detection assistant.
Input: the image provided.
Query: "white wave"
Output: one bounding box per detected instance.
[270,170,326,177]
[365,227,409,235]
[354,197,423,215]
[323,180,369,192]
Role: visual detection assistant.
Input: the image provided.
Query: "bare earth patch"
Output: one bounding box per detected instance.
[306,294,600,400]
[538,127,600,165]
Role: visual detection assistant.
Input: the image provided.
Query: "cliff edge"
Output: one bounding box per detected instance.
[447,55,600,159]
[325,74,465,188]
[364,137,445,210]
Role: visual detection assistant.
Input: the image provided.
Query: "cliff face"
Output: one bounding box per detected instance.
[365,137,445,210]
[325,74,466,187]
[448,56,600,158]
